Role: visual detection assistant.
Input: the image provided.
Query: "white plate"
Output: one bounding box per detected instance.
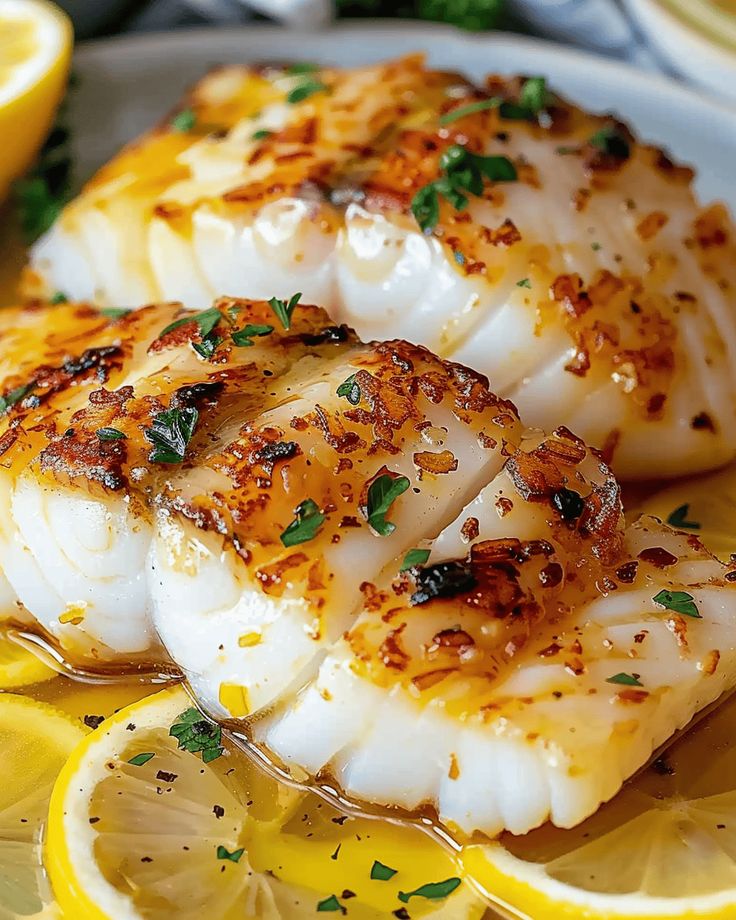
[70,20,736,211]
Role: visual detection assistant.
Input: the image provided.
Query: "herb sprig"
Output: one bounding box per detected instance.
[281,498,326,547]
[268,293,302,330]
[653,589,701,619]
[169,708,224,763]
[144,407,199,464]
[365,473,410,536]
[666,504,700,531]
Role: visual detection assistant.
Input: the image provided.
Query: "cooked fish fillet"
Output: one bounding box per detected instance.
[0,296,519,672]
[27,57,736,479]
[254,431,736,837]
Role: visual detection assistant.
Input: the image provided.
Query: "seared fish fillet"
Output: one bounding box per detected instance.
[27,57,736,479]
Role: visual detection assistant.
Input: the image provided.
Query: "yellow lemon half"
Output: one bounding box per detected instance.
[0,0,71,201]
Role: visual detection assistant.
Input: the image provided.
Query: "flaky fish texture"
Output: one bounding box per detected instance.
[0,298,734,837]
[26,56,736,479]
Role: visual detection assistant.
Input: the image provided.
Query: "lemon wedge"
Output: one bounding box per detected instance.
[634,462,736,561]
[0,0,71,201]
[0,634,56,689]
[461,690,736,920]
[0,693,85,920]
[47,686,484,920]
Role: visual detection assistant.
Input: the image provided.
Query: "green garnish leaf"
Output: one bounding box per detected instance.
[287,62,319,74]
[0,382,34,414]
[365,473,410,537]
[144,407,199,464]
[287,80,327,105]
[100,307,132,320]
[280,498,326,548]
[231,324,274,347]
[316,894,345,913]
[411,144,517,232]
[268,292,302,330]
[519,76,550,115]
[336,373,361,405]
[252,129,273,141]
[398,877,462,903]
[96,427,127,441]
[128,752,155,767]
[439,97,501,125]
[652,589,701,619]
[516,278,532,288]
[666,504,700,531]
[50,291,68,305]
[606,673,643,687]
[169,708,224,762]
[370,860,398,880]
[171,108,196,132]
[158,307,222,341]
[589,125,631,160]
[192,336,222,360]
[14,176,67,241]
[400,548,430,572]
[216,845,244,863]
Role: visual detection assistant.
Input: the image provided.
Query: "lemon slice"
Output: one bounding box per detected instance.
[0,693,85,920]
[634,462,736,561]
[0,634,56,689]
[47,686,485,920]
[0,0,71,200]
[461,690,736,920]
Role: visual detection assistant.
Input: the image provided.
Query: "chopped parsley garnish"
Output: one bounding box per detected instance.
[365,473,410,537]
[50,291,68,304]
[591,241,602,251]
[589,125,631,160]
[400,548,431,572]
[171,108,196,132]
[252,129,273,141]
[128,752,155,767]
[497,77,551,120]
[157,307,223,360]
[231,324,274,347]
[516,278,532,288]
[268,292,302,330]
[216,846,244,863]
[287,80,327,104]
[280,498,326,547]
[653,589,701,619]
[169,708,224,763]
[317,894,345,913]
[144,407,199,464]
[0,382,34,414]
[667,504,700,530]
[411,144,517,232]
[439,97,501,125]
[100,307,132,319]
[14,113,73,241]
[606,673,643,687]
[96,427,127,441]
[398,877,462,903]
[370,860,398,881]
[336,373,361,405]
[287,62,319,74]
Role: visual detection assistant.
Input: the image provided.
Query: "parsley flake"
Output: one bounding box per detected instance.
[370,860,398,881]
[128,752,155,767]
[287,80,327,105]
[96,427,127,441]
[252,129,273,141]
[439,97,501,125]
[516,278,532,288]
[50,291,68,304]
[268,292,302,330]
[667,504,700,530]
[287,62,319,74]
[401,548,431,572]
[317,894,345,913]
[169,708,224,762]
[171,108,196,132]
[158,307,222,341]
[231,324,274,347]
[398,877,462,903]
[337,373,361,405]
[589,126,631,160]
[216,846,244,863]
[606,673,643,687]
[653,589,701,619]
[100,307,131,320]
[144,407,199,464]
[0,382,34,414]
[365,473,410,537]
[280,498,326,547]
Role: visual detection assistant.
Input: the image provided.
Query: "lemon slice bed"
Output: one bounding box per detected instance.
[0,0,71,200]
[0,693,85,920]
[0,634,56,689]
[47,686,484,920]
[462,687,736,920]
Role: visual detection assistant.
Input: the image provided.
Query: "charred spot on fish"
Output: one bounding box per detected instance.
[253,440,299,465]
[300,325,351,346]
[410,561,477,606]
[61,345,121,382]
[551,488,586,521]
[170,381,225,410]
[691,411,716,433]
